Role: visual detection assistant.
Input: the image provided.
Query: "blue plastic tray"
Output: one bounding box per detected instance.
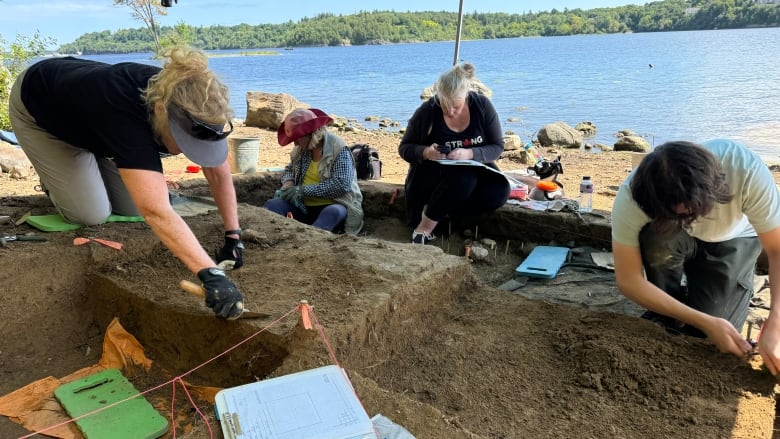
[515,246,570,279]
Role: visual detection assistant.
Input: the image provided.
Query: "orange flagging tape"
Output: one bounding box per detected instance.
[73,237,123,250]
[389,188,399,205]
[300,302,312,330]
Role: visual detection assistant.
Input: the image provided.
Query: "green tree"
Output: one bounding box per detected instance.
[159,20,193,51]
[0,32,53,130]
[113,0,169,54]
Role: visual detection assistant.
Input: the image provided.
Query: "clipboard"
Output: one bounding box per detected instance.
[515,246,570,279]
[214,365,375,439]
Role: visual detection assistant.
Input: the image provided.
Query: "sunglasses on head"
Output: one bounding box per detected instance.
[188,114,233,141]
[174,107,233,140]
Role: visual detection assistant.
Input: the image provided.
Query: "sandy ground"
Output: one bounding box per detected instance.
[1,124,627,211]
[2,124,780,438]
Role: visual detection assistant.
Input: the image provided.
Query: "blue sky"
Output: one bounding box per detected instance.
[0,0,640,47]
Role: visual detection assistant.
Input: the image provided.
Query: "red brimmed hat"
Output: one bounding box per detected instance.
[277,108,333,146]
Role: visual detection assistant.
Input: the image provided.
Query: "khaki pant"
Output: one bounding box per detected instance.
[9,69,139,224]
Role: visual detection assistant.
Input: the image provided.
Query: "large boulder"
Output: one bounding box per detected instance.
[575,121,597,137]
[614,135,650,152]
[503,134,523,151]
[537,122,583,149]
[245,92,309,130]
[0,141,34,179]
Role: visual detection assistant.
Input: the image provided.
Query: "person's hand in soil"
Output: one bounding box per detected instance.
[757,315,780,375]
[197,267,244,319]
[215,230,244,270]
[700,316,753,358]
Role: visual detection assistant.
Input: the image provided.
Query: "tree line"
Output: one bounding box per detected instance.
[46,0,780,55]
[58,0,780,55]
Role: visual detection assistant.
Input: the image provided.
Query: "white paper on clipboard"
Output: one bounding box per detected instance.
[435,159,505,175]
[214,365,376,439]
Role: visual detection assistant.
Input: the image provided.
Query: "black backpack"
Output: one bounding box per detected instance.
[528,155,563,180]
[349,144,382,180]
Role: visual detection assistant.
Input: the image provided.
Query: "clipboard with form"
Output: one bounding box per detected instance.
[214,365,375,439]
[435,159,507,177]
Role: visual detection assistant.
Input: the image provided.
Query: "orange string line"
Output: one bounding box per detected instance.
[22,304,301,439]
[307,305,341,368]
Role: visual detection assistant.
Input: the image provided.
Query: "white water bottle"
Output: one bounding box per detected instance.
[579,176,593,213]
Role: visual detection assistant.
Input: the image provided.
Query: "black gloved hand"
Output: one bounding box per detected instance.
[215,235,244,270]
[197,267,244,320]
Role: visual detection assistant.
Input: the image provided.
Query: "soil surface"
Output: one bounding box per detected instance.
[1,125,780,438]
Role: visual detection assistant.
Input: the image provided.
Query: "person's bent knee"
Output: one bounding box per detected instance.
[313,204,347,231]
[263,198,291,216]
[63,210,111,226]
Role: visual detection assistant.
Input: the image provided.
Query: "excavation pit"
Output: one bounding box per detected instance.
[0,176,776,438]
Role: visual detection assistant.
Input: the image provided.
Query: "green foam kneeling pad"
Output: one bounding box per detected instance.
[26,213,144,232]
[54,368,168,439]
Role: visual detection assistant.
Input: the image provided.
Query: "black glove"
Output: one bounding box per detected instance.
[197,267,244,320]
[215,233,244,270]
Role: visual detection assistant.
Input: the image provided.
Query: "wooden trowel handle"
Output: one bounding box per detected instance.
[180,280,206,298]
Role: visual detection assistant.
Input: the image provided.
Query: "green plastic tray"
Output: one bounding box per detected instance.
[54,368,168,439]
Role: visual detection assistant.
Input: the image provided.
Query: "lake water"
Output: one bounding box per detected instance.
[79,27,780,159]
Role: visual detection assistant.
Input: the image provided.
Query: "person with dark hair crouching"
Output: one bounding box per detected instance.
[611,139,780,372]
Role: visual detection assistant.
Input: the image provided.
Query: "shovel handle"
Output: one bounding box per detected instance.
[180,280,206,298]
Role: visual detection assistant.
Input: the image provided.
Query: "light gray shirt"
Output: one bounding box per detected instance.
[612,139,780,247]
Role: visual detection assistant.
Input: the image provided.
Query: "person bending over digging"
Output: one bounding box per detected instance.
[398,62,510,244]
[263,108,364,234]
[9,45,245,320]
[611,139,780,372]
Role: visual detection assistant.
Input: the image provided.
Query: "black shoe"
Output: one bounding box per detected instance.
[411,230,436,244]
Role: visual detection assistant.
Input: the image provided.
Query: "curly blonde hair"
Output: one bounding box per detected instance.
[143,45,234,138]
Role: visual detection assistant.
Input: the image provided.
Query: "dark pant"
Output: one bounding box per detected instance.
[405,162,510,227]
[639,224,761,333]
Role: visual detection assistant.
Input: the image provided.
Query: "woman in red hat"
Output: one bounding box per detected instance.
[264,108,364,234]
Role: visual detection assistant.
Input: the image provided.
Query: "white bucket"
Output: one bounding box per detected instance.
[227,137,260,174]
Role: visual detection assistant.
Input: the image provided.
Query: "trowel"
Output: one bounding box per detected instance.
[179,280,270,319]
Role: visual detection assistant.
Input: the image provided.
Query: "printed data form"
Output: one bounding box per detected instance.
[215,365,376,439]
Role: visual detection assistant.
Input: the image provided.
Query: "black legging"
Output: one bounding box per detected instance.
[406,162,510,227]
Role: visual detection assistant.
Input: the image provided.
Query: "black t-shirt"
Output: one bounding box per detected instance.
[21,57,168,172]
[433,103,490,151]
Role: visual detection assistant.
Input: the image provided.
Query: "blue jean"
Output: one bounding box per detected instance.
[264,198,347,232]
